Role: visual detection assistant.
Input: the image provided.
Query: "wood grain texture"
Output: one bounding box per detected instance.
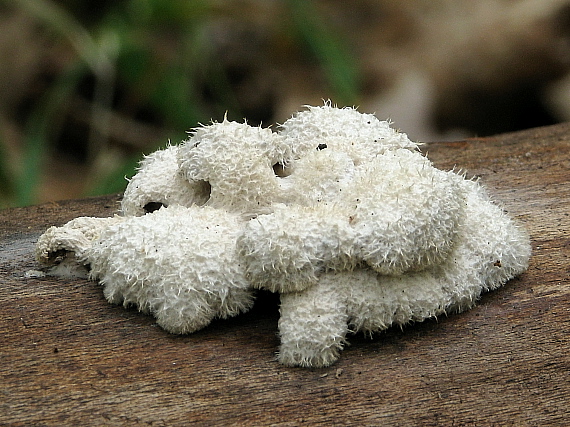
[1,123,569,426]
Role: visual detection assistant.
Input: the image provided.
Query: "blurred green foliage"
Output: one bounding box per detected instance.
[0,0,361,208]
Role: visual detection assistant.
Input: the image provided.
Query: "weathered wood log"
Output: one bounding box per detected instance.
[1,123,569,425]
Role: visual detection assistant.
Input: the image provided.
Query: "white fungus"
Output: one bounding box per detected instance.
[36,103,531,367]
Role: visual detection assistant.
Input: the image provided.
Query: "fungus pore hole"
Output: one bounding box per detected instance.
[143,202,166,214]
[273,163,292,178]
[194,180,212,205]
[47,249,69,264]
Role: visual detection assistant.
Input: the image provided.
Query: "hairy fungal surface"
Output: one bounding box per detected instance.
[36,103,531,368]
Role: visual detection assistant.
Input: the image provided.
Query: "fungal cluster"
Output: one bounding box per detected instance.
[36,104,531,367]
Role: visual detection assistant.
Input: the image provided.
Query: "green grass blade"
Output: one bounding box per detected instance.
[16,65,85,206]
[287,0,361,104]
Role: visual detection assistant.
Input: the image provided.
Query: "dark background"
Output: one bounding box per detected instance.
[2,0,570,208]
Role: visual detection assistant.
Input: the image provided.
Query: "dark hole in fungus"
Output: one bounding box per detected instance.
[194,180,212,205]
[273,163,291,178]
[317,143,328,150]
[143,202,166,214]
[47,249,69,264]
